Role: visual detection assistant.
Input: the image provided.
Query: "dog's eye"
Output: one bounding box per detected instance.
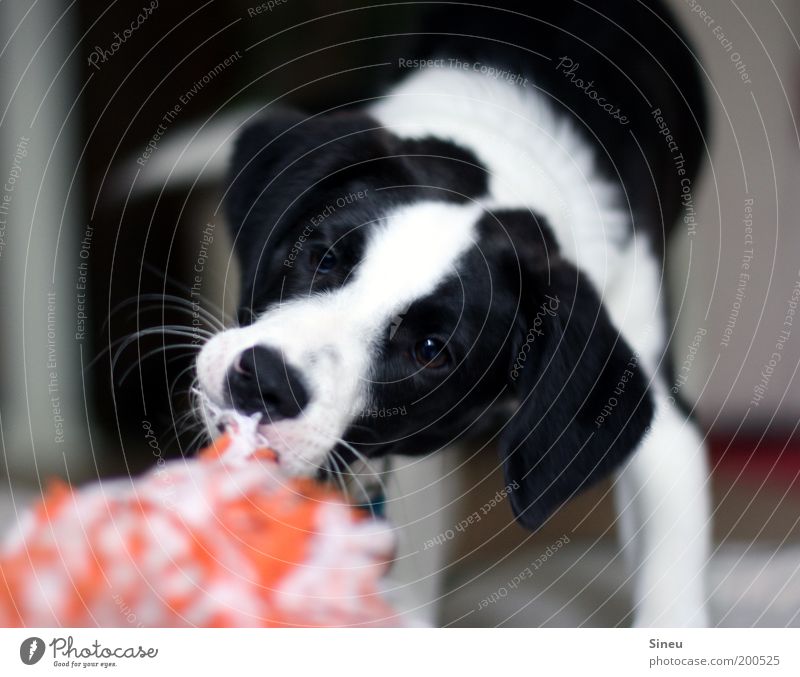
[414,337,450,369]
[308,246,337,274]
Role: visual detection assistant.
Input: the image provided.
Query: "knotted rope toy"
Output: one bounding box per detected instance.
[0,418,400,627]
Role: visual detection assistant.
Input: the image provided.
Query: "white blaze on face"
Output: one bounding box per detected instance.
[197,200,481,474]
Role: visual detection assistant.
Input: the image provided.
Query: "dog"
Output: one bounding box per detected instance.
[196,0,711,626]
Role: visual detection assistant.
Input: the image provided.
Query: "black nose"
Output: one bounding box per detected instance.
[225,345,309,421]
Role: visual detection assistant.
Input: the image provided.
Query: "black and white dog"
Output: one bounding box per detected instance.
[196,1,711,626]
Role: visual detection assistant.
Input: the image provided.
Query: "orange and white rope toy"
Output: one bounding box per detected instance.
[0,419,400,627]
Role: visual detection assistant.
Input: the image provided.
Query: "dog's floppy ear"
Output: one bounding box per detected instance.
[494,210,654,530]
[225,108,309,254]
[224,109,401,290]
[225,111,488,241]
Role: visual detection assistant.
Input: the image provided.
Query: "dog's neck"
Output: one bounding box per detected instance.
[370,68,631,293]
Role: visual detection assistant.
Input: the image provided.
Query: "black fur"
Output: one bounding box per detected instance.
[483,210,653,528]
[410,0,708,251]
[221,0,703,531]
[226,109,488,320]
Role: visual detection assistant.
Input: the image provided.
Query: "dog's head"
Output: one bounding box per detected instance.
[196,110,653,530]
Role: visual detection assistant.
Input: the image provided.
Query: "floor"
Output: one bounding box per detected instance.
[439,541,800,627]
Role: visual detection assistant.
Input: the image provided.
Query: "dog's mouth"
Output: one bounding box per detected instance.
[193,387,333,474]
[192,388,388,512]
[194,387,275,452]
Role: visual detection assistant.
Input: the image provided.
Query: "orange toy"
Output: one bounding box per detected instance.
[0,424,400,627]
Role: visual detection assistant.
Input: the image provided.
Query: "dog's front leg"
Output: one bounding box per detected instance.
[614,390,712,627]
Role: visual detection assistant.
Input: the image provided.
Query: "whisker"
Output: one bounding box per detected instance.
[104,292,230,334]
[138,260,236,324]
[168,364,200,403]
[120,346,191,391]
[339,421,378,436]
[88,324,206,373]
[193,386,227,441]
[333,437,389,515]
[162,409,202,454]
[109,328,203,369]
[172,398,212,455]
[124,308,219,336]
[184,426,211,455]
[169,408,200,435]
[115,343,202,385]
[327,449,353,500]
[338,437,388,483]
[125,300,226,332]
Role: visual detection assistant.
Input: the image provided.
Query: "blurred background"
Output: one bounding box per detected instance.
[0,0,798,626]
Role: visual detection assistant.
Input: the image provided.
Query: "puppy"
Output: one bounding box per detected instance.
[197,0,711,626]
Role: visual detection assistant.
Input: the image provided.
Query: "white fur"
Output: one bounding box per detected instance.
[604,232,711,626]
[372,69,711,627]
[370,68,629,295]
[197,200,481,474]
[198,67,711,626]
[614,385,711,626]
